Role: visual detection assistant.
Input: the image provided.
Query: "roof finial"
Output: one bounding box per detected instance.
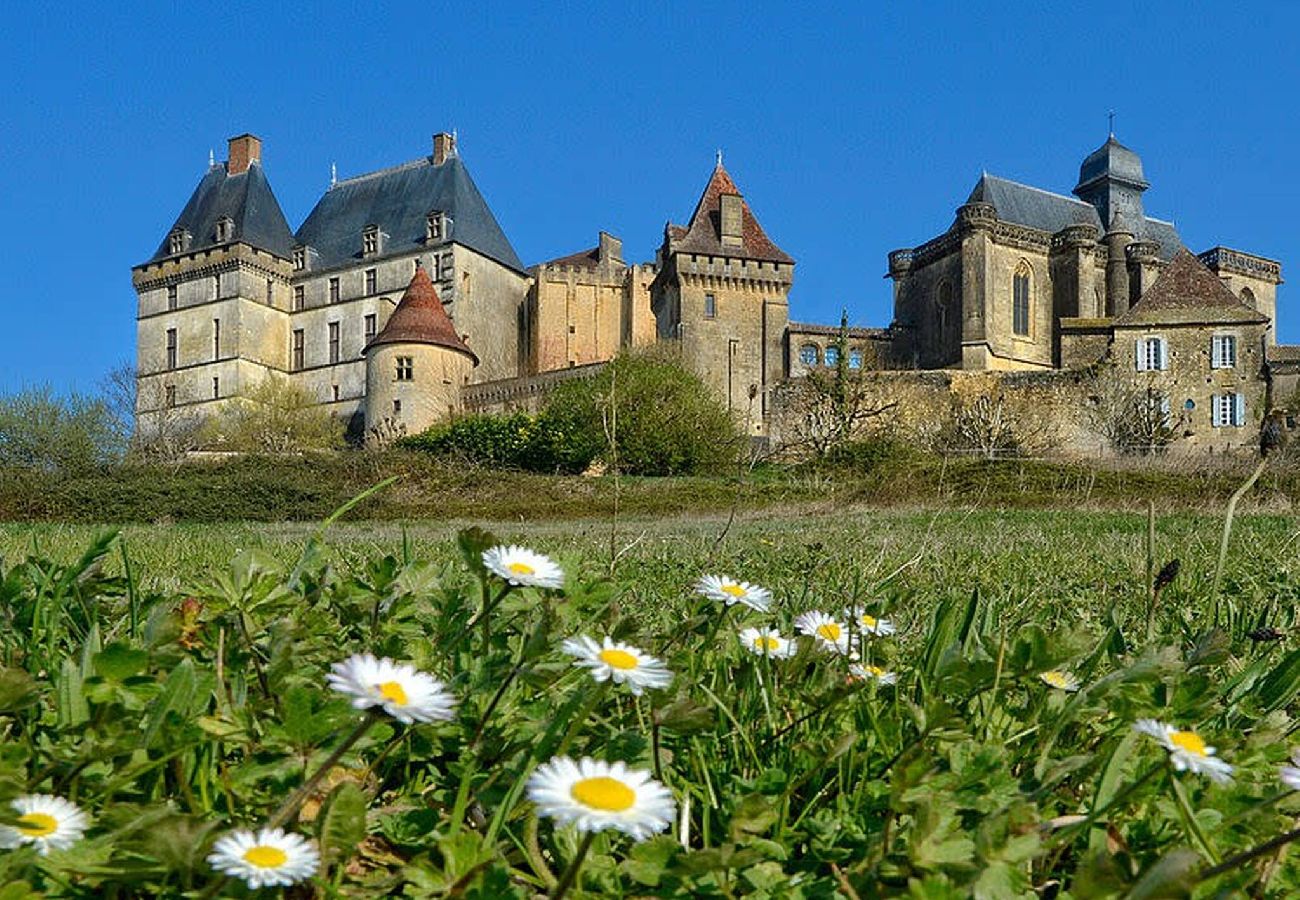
[716,148,723,167]
[330,162,337,187]
[1108,109,1115,137]
[208,148,215,168]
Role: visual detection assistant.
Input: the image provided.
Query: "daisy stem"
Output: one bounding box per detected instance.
[1169,769,1219,864]
[266,709,381,829]
[481,584,513,655]
[1199,823,1300,882]
[550,830,597,900]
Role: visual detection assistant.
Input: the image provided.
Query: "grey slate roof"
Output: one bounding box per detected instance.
[148,163,296,262]
[1076,135,1148,191]
[295,155,525,273]
[965,174,1182,261]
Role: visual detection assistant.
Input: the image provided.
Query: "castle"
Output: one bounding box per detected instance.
[132,131,1298,455]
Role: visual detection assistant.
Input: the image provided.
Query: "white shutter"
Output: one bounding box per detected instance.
[1211,336,1223,369]
[1157,338,1169,371]
[1211,394,1222,427]
[1135,338,1147,371]
[1233,393,1246,427]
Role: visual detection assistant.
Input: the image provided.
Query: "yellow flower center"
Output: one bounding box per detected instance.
[377,681,409,706]
[243,845,289,869]
[1042,671,1070,688]
[16,813,58,837]
[508,561,535,576]
[861,615,878,629]
[753,636,780,652]
[570,776,636,811]
[817,623,842,642]
[867,666,886,678]
[720,583,746,598]
[1170,731,1208,757]
[598,649,639,670]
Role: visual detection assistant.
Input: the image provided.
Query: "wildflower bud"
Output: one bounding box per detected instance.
[1247,627,1285,643]
[1153,559,1180,593]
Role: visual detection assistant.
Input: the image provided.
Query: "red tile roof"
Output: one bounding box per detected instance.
[665,163,793,264]
[538,246,601,269]
[1117,249,1268,326]
[365,265,478,363]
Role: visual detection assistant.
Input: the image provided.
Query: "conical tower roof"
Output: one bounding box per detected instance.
[1075,134,1148,193]
[664,161,793,264]
[365,265,478,363]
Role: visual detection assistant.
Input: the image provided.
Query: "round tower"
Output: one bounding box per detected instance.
[363,264,478,436]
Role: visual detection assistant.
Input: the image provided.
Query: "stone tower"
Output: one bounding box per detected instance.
[650,159,794,433]
[131,134,296,438]
[363,264,477,436]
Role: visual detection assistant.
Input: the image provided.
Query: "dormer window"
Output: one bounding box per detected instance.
[292,246,307,272]
[426,211,445,242]
[168,228,190,256]
[215,216,234,243]
[362,224,379,257]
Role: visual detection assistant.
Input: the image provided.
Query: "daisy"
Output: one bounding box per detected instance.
[0,794,88,855]
[327,653,456,724]
[561,636,672,695]
[849,663,898,685]
[1280,748,1300,791]
[527,756,675,841]
[695,575,772,613]
[794,611,852,654]
[482,545,564,590]
[208,827,320,890]
[844,606,897,637]
[1134,719,1234,783]
[1039,670,1081,692]
[738,627,797,659]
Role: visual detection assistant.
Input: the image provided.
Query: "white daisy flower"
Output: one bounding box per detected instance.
[1134,719,1234,784]
[695,575,772,613]
[327,653,456,724]
[561,636,672,695]
[794,611,852,654]
[1280,748,1300,791]
[208,827,320,890]
[738,627,796,659]
[0,794,88,855]
[527,756,675,841]
[844,606,897,637]
[1039,670,1081,692]
[481,545,564,590]
[849,663,898,685]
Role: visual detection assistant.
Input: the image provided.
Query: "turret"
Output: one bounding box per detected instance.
[1104,211,1135,317]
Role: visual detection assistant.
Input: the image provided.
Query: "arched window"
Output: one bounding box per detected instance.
[1012,262,1032,337]
[848,348,863,369]
[824,345,841,367]
[1240,287,1256,310]
[799,344,819,367]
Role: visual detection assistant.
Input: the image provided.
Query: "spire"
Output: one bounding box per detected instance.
[716,148,723,167]
[1107,109,1115,137]
[365,266,478,364]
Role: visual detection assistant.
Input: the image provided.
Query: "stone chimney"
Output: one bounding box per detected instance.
[720,194,744,247]
[433,132,457,166]
[598,231,623,265]
[227,134,262,175]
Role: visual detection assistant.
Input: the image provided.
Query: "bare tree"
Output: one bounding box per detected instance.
[134,378,205,465]
[931,390,1058,459]
[1088,374,1182,455]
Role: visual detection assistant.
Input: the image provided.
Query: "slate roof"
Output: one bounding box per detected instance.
[1115,249,1269,327]
[365,265,478,363]
[965,174,1182,261]
[666,163,793,264]
[1076,135,1148,191]
[147,162,296,262]
[296,154,525,273]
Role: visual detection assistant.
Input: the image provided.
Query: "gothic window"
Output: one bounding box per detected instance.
[824,345,841,367]
[1211,334,1237,369]
[291,329,304,371]
[362,225,379,257]
[1136,336,1168,372]
[328,321,340,364]
[704,293,717,319]
[396,356,414,381]
[799,344,819,367]
[1012,263,1031,337]
[365,268,377,295]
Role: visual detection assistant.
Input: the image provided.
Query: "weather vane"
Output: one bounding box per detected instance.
[1108,110,1115,136]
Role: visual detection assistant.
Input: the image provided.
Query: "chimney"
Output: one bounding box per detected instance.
[433,132,457,166]
[598,231,623,265]
[720,193,744,247]
[227,134,262,175]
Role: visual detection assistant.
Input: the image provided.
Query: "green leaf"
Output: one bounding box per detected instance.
[141,657,198,748]
[457,528,499,579]
[93,643,149,681]
[1124,849,1200,899]
[0,667,39,713]
[319,781,368,869]
[56,656,88,727]
[729,795,777,841]
[1258,647,1300,714]
[653,696,716,734]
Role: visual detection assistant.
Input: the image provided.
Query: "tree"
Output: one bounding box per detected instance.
[1089,374,1183,455]
[0,386,124,472]
[931,390,1058,460]
[203,375,344,454]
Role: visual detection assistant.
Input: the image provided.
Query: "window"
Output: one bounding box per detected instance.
[1212,393,1246,428]
[168,230,186,255]
[824,345,841,367]
[1211,334,1237,369]
[362,225,379,256]
[1012,262,1031,337]
[293,285,304,310]
[215,217,233,243]
[365,268,377,295]
[704,293,717,319]
[1135,336,1168,372]
[291,329,304,371]
[165,385,176,408]
[292,247,306,271]
[166,328,177,370]
[265,278,273,304]
[364,314,377,344]
[212,318,220,359]
[849,349,863,369]
[426,211,443,241]
[441,253,453,279]
[396,356,414,381]
[799,344,819,367]
[212,376,220,400]
[332,385,339,402]
[430,255,440,280]
[393,399,402,415]
[329,277,340,304]
[1241,287,1256,309]
[212,275,220,300]
[167,285,178,310]
[328,321,340,364]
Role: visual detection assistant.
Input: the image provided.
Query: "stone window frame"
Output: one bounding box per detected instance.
[1210,333,1238,370]
[215,216,234,243]
[362,225,380,257]
[328,321,341,364]
[798,343,820,367]
[426,210,444,242]
[704,293,717,319]
[293,285,305,311]
[212,376,220,400]
[291,328,305,371]
[292,247,307,272]
[1211,392,1245,428]
[364,314,377,345]
[1012,261,1032,338]
[165,384,176,408]
[395,356,414,381]
[329,277,340,304]
[212,318,221,360]
[365,268,377,296]
[165,328,178,370]
[167,285,178,311]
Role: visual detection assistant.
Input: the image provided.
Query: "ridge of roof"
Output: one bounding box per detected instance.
[1116,249,1269,326]
[330,156,431,189]
[365,265,478,362]
[666,163,794,264]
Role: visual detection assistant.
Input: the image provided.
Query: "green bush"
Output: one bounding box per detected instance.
[401,412,598,474]
[0,386,124,473]
[201,376,344,453]
[824,437,917,473]
[542,349,741,476]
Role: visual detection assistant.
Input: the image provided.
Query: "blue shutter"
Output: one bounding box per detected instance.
[1211,394,1222,427]
[1157,338,1169,371]
[1233,393,1245,427]
[1211,336,1222,369]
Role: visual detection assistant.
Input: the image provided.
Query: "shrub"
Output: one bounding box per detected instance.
[542,348,741,476]
[201,375,345,454]
[401,412,598,474]
[0,386,124,473]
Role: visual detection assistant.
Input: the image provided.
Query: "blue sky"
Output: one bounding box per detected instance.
[3,1,1297,393]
